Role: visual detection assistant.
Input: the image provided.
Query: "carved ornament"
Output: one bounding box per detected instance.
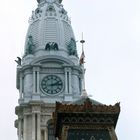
[55,98,120,113]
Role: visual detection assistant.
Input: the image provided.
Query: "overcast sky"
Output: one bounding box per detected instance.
[0,0,140,139]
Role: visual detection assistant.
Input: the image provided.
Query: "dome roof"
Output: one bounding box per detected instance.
[23,0,78,64]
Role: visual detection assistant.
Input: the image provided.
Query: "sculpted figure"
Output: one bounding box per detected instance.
[67,38,78,56]
[45,42,59,50]
[15,57,21,65]
[26,35,35,55]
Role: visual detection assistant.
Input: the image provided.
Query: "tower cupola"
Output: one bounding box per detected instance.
[16,0,83,104]
[23,0,78,65]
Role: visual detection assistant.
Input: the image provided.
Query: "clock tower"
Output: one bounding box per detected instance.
[16,0,82,104]
[15,0,83,140]
[15,0,120,140]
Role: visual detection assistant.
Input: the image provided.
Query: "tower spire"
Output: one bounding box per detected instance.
[80,33,87,97]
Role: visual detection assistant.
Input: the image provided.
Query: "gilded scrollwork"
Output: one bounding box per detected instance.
[54,98,120,139]
[55,98,120,113]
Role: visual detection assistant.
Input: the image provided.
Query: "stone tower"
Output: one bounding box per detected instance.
[15,0,83,140]
[15,0,120,140]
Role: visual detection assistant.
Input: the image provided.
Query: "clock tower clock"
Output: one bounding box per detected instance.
[41,75,63,95]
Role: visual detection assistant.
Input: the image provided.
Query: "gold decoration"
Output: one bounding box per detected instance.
[55,99,120,113]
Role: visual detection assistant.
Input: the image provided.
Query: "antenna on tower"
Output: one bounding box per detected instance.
[80,33,88,98]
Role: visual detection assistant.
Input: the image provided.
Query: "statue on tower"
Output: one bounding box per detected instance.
[15,57,21,66]
[25,35,35,55]
[67,38,78,57]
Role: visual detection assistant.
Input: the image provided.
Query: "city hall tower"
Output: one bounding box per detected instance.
[15,0,83,140]
[15,0,120,140]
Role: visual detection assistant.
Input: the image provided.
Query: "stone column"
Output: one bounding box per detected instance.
[37,71,40,94]
[19,73,23,99]
[23,115,27,140]
[44,129,47,140]
[64,68,68,94]
[18,118,22,140]
[37,113,41,140]
[33,69,36,94]
[32,113,36,140]
[32,67,40,100]
[64,68,73,101]
[69,69,72,94]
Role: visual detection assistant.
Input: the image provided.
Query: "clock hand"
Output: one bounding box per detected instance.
[50,82,62,86]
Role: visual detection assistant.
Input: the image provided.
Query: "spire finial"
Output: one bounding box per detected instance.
[80,33,87,98]
[79,33,85,65]
[80,32,85,52]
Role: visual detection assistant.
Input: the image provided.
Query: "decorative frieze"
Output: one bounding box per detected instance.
[54,98,120,140]
[55,98,120,113]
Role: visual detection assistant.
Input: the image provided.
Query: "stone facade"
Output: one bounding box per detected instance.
[15,101,55,140]
[15,0,84,140]
[15,0,120,140]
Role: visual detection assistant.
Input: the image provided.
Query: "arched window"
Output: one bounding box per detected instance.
[47,120,56,140]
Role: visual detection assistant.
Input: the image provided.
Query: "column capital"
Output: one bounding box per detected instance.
[32,105,41,113]
[33,66,40,72]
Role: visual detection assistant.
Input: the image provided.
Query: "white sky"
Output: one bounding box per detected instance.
[0,0,140,139]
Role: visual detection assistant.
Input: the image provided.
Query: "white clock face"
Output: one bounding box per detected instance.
[41,75,63,95]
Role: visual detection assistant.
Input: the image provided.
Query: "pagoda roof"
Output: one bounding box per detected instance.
[54,99,120,138]
[55,98,120,114]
